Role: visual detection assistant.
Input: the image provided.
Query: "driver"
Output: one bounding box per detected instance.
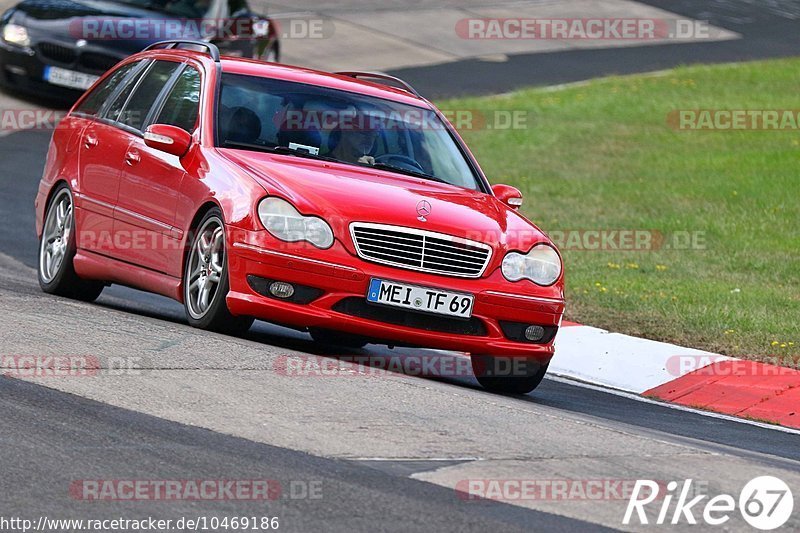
[328,116,380,165]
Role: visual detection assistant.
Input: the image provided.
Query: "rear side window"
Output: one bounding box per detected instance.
[119,60,181,131]
[74,61,141,117]
[105,63,149,123]
[155,66,202,133]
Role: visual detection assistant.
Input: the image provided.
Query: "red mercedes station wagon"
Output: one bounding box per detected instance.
[35,40,565,393]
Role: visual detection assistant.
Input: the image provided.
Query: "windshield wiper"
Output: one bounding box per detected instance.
[222,141,338,163]
[369,162,449,184]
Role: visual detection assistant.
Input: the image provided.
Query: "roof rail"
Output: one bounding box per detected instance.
[335,71,422,98]
[143,40,220,62]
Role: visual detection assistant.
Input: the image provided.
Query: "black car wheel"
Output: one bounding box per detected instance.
[38,184,105,301]
[183,208,254,335]
[471,355,549,394]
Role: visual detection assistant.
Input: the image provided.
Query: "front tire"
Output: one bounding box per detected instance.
[471,355,549,394]
[38,184,104,302]
[183,209,254,335]
[309,328,369,349]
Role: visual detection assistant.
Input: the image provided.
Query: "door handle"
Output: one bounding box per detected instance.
[124,150,141,166]
[84,134,98,149]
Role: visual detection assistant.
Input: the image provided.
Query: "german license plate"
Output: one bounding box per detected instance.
[366,278,474,319]
[43,66,99,90]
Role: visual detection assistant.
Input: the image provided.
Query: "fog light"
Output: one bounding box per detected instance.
[269,281,295,299]
[524,325,545,342]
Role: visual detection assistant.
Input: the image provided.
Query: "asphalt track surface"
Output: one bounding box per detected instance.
[1,128,800,533]
[2,2,800,531]
[389,0,800,97]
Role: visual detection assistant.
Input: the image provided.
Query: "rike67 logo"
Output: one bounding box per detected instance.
[624,476,794,530]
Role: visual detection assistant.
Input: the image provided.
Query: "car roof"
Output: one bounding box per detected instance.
[134,48,429,108]
[128,45,431,109]
[218,57,430,108]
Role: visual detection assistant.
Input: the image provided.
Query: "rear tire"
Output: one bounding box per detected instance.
[310,328,369,349]
[471,355,549,394]
[183,209,254,335]
[38,184,104,302]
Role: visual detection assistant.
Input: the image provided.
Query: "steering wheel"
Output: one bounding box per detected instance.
[374,154,425,173]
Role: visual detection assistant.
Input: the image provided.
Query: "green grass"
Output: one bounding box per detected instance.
[440,58,800,364]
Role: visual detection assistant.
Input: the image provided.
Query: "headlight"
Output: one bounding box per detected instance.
[502,244,562,286]
[2,24,30,47]
[257,197,334,249]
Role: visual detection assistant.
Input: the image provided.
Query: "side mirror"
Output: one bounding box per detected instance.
[492,184,523,209]
[144,124,192,157]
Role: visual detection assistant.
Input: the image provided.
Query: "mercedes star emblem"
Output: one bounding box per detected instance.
[416,200,431,222]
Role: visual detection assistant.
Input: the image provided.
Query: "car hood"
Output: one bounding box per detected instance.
[10,0,200,53]
[222,149,549,254]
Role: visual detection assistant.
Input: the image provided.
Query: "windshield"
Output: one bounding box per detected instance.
[216,73,484,191]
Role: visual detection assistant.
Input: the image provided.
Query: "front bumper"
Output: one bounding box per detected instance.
[227,229,565,361]
[0,43,76,99]
[0,41,111,102]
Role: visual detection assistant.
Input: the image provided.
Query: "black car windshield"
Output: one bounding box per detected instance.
[216,73,484,191]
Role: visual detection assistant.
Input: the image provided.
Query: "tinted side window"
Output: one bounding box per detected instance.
[74,61,140,117]
[119,61,181,131]
[156,67,202,133]
[105,62,149,123]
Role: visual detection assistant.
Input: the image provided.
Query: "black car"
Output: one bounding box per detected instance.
[0,0,279,101]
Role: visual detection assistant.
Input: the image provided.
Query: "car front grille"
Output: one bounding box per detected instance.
[38,42,77,64]
[37,42,120,73]
[78,52,120,73]
[350,223,492,278]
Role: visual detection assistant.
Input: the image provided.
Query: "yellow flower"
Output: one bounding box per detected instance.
[607,262,621,269]
[656,265,668,271]
[771,341,779,346]
[626,263,639,269]
[781,343,787,348]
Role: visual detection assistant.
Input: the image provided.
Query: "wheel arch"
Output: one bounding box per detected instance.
[38,178,73,238]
